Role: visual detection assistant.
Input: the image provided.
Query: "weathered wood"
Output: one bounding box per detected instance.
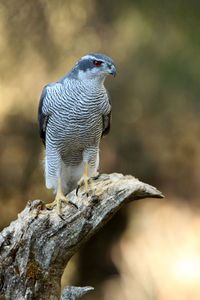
[60,286,94,300]
[0,173,163,300]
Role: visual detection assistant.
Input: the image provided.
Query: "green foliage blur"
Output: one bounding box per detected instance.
[1,1,200,299]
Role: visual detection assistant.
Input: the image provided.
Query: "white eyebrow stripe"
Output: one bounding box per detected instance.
[80,55,101,61]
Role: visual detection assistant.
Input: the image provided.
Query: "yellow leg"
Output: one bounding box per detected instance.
[76,162,89,196]
[46,177,78,215]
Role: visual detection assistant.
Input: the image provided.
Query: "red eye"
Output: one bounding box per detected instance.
[93,60,102,67]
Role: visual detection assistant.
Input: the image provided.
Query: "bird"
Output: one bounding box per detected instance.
[38,53,116,215]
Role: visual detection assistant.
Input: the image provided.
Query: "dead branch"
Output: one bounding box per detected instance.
[0,173,163,300]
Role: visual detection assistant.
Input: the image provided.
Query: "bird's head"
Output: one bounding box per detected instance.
[71,53,116,82]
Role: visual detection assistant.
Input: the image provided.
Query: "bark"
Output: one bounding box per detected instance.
[0,173,163,300]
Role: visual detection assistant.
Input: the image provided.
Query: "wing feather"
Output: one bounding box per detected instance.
[38,85,49,146]
[102,110,112,137]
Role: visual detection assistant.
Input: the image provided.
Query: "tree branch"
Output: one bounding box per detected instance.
[0,173,163,300]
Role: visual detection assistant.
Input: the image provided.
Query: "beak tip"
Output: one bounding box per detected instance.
[110,65,116,77]
[112,71,116,77]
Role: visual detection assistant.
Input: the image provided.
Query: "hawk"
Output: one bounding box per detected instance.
[38,53,116,215]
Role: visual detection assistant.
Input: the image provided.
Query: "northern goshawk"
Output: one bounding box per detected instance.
[38,53,116,215]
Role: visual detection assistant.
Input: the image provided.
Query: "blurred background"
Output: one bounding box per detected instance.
[1,0,200,299]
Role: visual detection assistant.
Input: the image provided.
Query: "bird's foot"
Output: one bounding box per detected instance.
[92,172,100,180]
[76,175,89,197]
[46,199,57,210]
[46,192,78,217]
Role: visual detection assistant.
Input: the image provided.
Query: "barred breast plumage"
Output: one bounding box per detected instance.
[45,79,110,164]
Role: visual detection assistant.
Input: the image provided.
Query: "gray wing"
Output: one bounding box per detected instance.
[102,110,112,137]
[38,85,49,147]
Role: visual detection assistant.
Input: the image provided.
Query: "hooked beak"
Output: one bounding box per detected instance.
[109,65,116,77]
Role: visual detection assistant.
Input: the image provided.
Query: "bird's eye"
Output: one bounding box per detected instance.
[93,60,102,67]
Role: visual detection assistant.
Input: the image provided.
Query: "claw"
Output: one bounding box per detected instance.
[46,198,57,210]
[58,200,78,219]
[46,206,54,211]
[76,184,80,196]
[69,200,78,209]
[58,213,65,220]
[92,173,100,180]
[76,177,89,196]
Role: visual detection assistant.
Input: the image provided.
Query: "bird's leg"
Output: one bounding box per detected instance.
[76,162,89,196]
[46,177,78,215]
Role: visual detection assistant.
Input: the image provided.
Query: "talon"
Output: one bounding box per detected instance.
[76,177,89,196]
[46,206,54,211]
[58,213,65,220]
[92,173,100,180]
[76,184,80,196]
[69,200,78,209]
[46,199,57,210]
